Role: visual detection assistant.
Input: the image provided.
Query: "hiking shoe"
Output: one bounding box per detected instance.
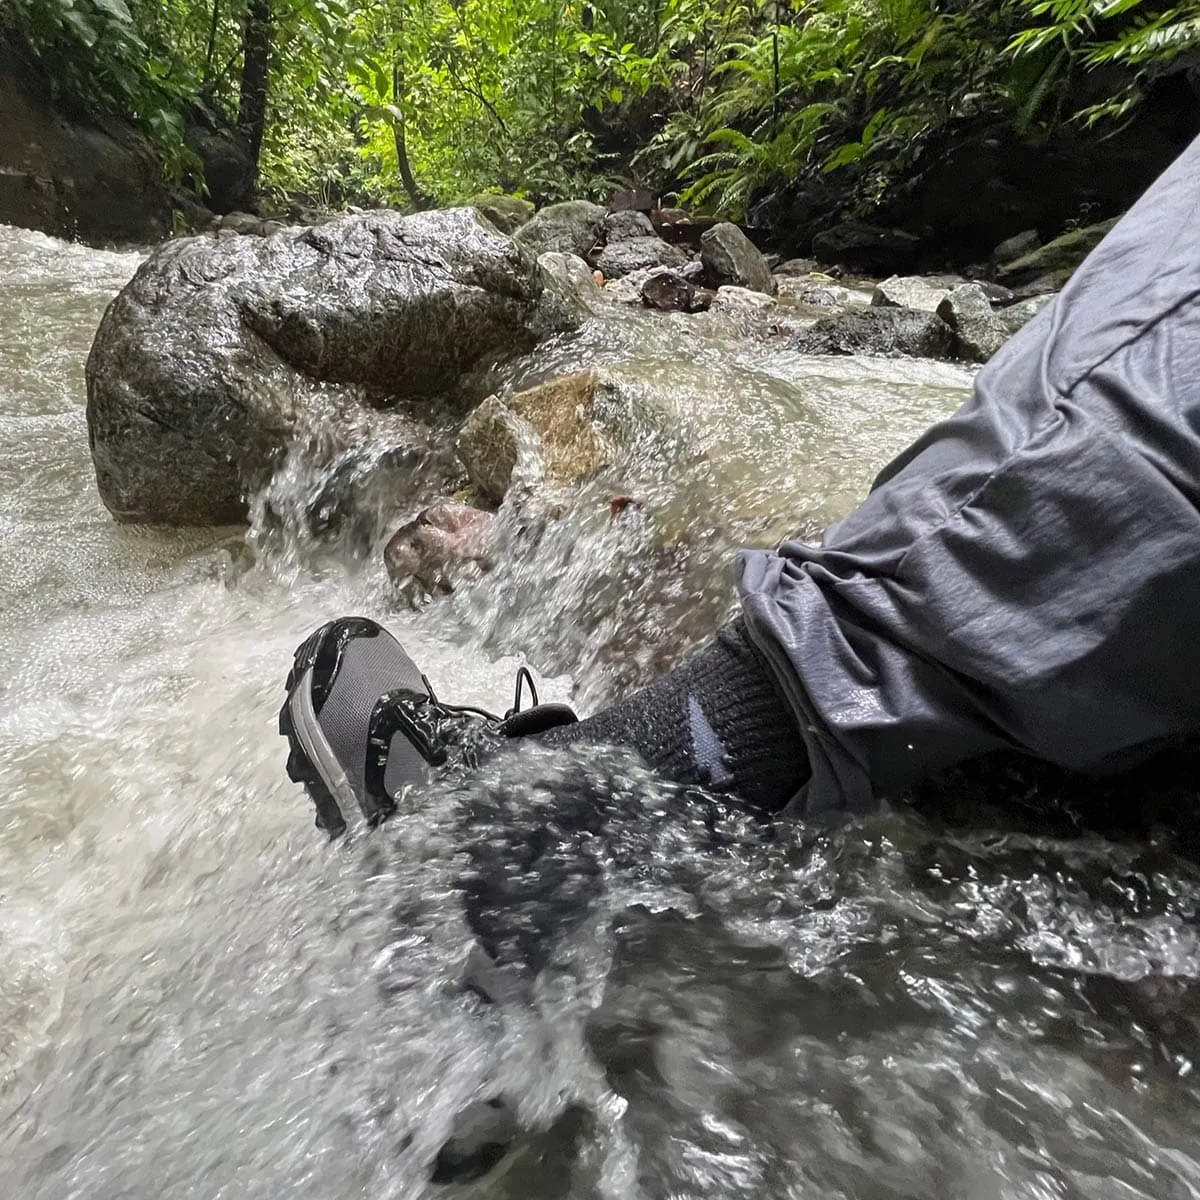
[279,616,577,836]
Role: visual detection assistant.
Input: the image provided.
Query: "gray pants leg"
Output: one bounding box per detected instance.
[738,134,1200,816]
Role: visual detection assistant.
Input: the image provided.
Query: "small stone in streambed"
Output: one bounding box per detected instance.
[641,270,697,312]
[384,498,495,598]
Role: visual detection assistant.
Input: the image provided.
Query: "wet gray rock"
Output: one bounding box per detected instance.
[799,287,840,307]
[602,210,656,241]
[936,284,1056,363]
[86,208,546,524]
[792,307,956,359]
[534,251,607,328]
[774,257,821,276]
[937,283,1009,362]
[998,293,1056,331]
[515,200,606,259]
[992,229,1041,268]
[641,270,703,312]
[710,285,776,316]
[871,274,963,314]
[811,222,919,275]
[700,223,775,295]
[455,395,538,504]
[594,236,689,280]
[384,497,495,598]
[602,264,676,305]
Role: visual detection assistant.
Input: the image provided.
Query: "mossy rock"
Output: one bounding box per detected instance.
[998,218,1120,288]
[469,194,535,235]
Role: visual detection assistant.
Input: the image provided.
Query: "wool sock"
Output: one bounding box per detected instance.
[539,618,809,812]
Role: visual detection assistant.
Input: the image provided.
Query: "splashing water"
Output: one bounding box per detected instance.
[3,224,1200,1200]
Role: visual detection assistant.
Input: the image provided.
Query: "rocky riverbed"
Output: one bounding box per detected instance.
[8,208,1200,1200]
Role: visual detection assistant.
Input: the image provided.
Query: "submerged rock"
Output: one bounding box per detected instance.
[792,306,956,359]
[86,208,548,524]
[384,497,495,597]
[456,373,617,504]
[515,200,606,259]
[700,223,775,295]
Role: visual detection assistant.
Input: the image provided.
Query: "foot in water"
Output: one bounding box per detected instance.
[279,614,808,1181]
[279,616,580,1183]
[278,616,579,837]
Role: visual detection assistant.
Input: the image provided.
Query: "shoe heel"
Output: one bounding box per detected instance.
[279,695,348,838]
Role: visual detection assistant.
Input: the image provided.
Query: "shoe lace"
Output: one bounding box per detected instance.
[420,664,540,724]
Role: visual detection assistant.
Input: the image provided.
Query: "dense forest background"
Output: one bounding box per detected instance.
[3,0,1199,247]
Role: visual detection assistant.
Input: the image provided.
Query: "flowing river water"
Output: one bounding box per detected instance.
[4,223,1200,1199]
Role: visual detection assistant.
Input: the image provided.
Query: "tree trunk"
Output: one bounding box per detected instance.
[392,57,429,209]
[237,0,272,202]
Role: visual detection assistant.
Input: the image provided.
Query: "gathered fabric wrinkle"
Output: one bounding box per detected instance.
[736,133,1200,817]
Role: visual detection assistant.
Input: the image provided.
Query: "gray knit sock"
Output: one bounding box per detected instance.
[541,618,809,812]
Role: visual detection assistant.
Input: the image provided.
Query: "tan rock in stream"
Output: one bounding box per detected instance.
[456,372,616,504]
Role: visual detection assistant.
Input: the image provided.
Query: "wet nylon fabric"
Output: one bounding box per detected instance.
[737,134,1200,817]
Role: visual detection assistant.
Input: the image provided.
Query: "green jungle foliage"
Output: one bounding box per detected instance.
[4,0,1197,214]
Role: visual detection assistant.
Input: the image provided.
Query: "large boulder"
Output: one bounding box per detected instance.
[700,223,775,294]
[86,208,548,524]
[791,307,956,359]
[515,200,606,258]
